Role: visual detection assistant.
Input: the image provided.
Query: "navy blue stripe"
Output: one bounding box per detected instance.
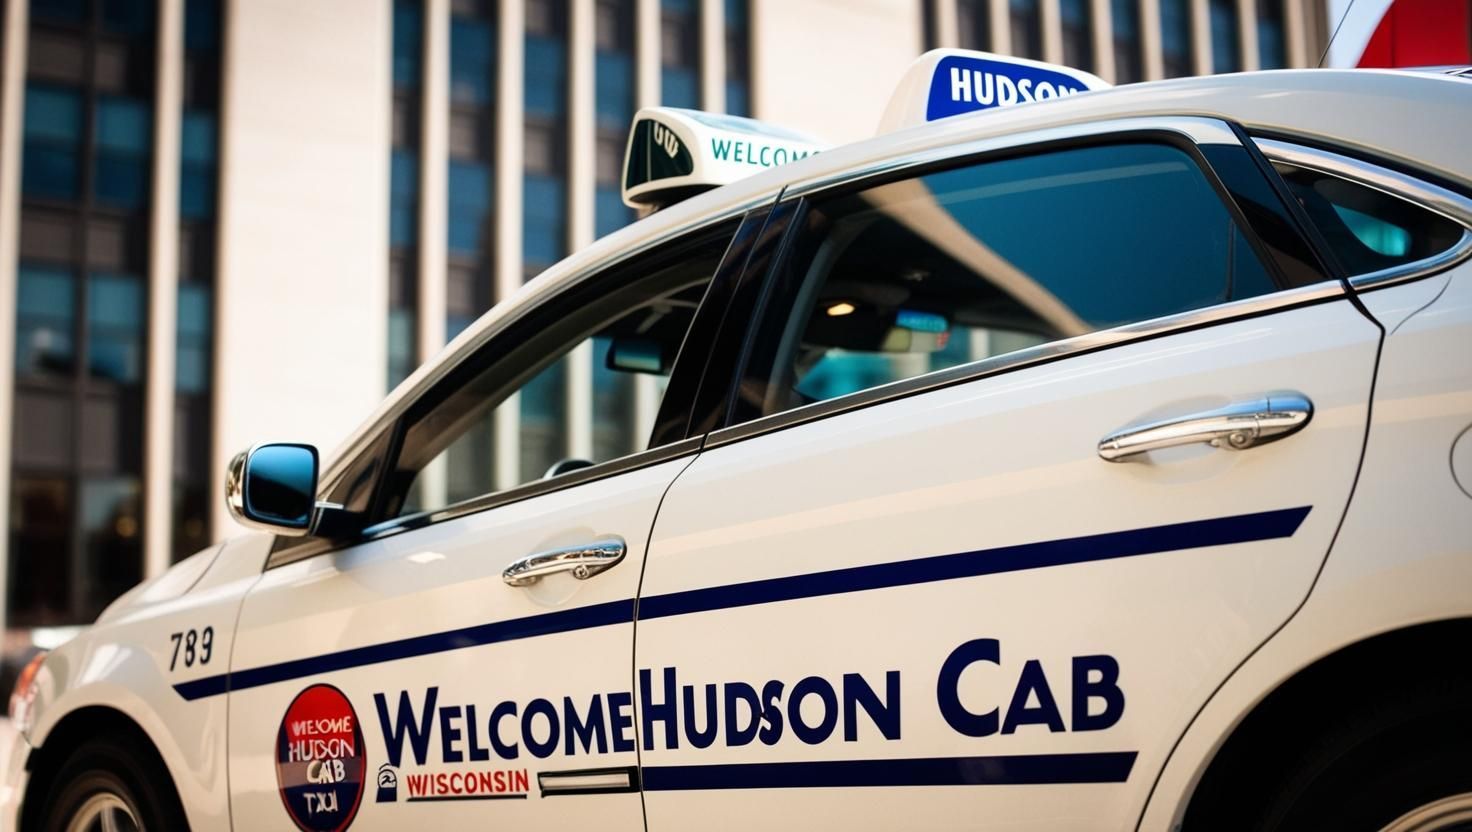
[173,599,635,701]
[173,507,1309,701]
[641,752,1139,790]
[638,506,1312,620]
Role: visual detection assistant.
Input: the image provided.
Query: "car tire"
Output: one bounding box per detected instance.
[1188,669,1472,832]
[39,735,187,832]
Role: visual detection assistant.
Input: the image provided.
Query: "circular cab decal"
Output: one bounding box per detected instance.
[276,684,367,832]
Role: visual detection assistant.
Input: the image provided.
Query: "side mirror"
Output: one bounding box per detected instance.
[225,443,321,536]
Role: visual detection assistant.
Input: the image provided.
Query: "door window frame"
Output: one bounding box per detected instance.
[703,115,1351,448]
[265,208,773,569]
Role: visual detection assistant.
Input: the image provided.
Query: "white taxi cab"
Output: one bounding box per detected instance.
[6,50,1472,832]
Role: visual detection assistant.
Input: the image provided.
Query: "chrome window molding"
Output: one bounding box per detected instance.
[705,280,1346,450]
[781,116,1243,200]
[266,437,703,570]
[1254,137,1472,290]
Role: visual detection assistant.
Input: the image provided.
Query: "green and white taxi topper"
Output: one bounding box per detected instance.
[878,49,1110,133]
[622,107,829,210]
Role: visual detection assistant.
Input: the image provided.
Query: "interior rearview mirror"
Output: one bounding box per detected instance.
[226,442,320,536]
[606,336,671,375]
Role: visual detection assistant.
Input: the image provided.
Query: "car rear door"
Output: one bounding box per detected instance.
[210,216,758,831]
[631,119,1381,830]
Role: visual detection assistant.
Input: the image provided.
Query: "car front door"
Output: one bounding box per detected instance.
[632,119,1381,829]
[213,217,751,831]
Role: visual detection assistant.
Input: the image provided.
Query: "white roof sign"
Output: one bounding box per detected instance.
[622,107,828,210]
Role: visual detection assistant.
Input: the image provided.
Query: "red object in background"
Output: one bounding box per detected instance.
[1359,0,1472,67]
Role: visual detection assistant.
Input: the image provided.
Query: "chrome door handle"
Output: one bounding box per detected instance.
[502,537,627,587]
[1098,393,1313,462]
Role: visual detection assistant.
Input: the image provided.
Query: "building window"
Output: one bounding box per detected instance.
[1111,0,1143,82]
[524,0,567,277]
[447,0,494,341]
[1160,0,1194,77]
[12,0,156,625]
[660,0,699,107]
[173,0,221,561]
[1010,0,1042,59]
[1210,0,1240,73]
[956,0,990,50]
[595,0,636,237]
[1256,0,1286,69]
[724,0,750,116]
[1060,0,1093,71]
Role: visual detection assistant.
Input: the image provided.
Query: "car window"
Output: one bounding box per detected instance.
[1271,162,1465,279]
[738,141,1282,421]
[383,226,734,519]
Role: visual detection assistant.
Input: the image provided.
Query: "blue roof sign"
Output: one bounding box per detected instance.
[878,49,1110,134]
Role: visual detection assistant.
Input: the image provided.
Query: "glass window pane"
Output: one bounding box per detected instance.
[176,283,211,393]
[450,15,494,105]
[742,143,1279,418]
[1256,0,1285,69]
[1060,0,1092,70]
[1111,0,1143,83]
[96,97,151,152]
[595,52,633,127]
[1010,0,1042,59]
[9,477,74,628]
[15,264,75,378]
[394,0,424,89]
[102,0,155,36]
[389,233,730,518]
[185,0,222,51]
[1273,162,1467,278]
[1160,0,1193,77]
[87,273,144,383]
[526,36,567,117]
[79,477,143,621]
[448,159,490,254]
[1210,0,1240,73]
[957,0,990,50]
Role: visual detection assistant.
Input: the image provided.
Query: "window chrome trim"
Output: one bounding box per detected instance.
[1253,137,1472,290]
[265,437,703,570]
[704,280,1346,450]
[781,116,1243,200]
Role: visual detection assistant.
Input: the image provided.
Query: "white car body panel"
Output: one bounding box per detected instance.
[635,299,1379,830]
[221,457,692,831]
[1141,262,1472,830]
[3,67,1469,832]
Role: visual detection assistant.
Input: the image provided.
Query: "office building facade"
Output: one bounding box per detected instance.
[0,0,1346,638]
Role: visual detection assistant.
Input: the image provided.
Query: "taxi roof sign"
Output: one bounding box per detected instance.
[622,107,828,210]
[878,49,1110,134]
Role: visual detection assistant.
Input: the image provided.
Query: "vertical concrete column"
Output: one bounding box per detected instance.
[1236,0,1258,70]
[144,0,184,578]
[493,0,524,490]
[1190,0,1212,75]
[566,0,595,462]
[1140,0,1164,79]
[636,0,660,108]
[934,0,960,47]
[699,0,724,112]
[988,0,1011,53]
[211,0,391,536]
[1090,0,1115,81]
[419,0,449,362]
[416,0,450,511]
[633,0,661,444]
[1284,0,1308,67]
[1041,0,1064,63]
[0,0,31,631]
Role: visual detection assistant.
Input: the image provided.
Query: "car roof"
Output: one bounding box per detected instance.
[321,67,1472,485]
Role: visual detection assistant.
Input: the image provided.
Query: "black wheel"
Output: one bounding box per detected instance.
[1187,667,1472,832]
[39,736,187,832]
